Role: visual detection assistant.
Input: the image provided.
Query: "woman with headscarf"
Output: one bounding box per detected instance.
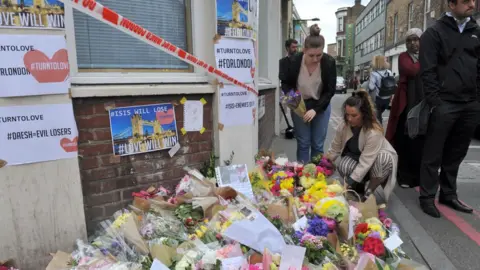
[385,28,424,188]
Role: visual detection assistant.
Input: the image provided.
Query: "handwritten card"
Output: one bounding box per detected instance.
[384,234,403,251]
[150,259,170,270]
[184,100,203,131]
[279,245,306,270]
[292,216,308,232]
[221,256,247,270]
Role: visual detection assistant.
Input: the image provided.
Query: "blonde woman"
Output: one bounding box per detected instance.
[369,56,395,124]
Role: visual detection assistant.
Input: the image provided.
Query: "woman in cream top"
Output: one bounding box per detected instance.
[279,30,336,163]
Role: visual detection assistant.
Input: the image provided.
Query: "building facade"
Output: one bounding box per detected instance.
[335,7,349,77]
[0,0,288,268]
[344,0,365,80]
[384,0,425,75]
[353,0,386,79]
[327,43,338,57]
[292,4,309,50]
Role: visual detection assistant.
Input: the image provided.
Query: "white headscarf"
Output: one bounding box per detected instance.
[405,28,423,39]
[406,28,423,62]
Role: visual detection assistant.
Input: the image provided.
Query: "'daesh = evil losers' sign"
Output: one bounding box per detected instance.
[0,34,70,97]
[109,104,179,156]
[0,103,78,166]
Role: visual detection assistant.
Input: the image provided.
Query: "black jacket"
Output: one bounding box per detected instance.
[279,52,337,113]
[420,15,480,105]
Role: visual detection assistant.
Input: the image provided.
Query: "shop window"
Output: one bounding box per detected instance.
[73,0,192,71]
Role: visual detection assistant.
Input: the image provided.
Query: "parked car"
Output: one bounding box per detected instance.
[336,77,347,94]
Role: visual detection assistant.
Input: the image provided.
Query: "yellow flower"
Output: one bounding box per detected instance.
[112,213,131,229]
[326,184,343,194]
[300,176,316,189]
[322,262,336,270]
[317,173,326,182]
[195,229,204,238]
[280,178,294,190]
[368,223,386,239]
[270,263,278,270]
[313,180,327,190]
[314,198,347,220]
[200,225,208,232]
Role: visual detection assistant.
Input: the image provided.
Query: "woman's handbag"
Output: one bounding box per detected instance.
[406,99,431,139]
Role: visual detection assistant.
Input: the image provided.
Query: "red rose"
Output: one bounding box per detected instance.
[354,223,369,235]
[363,237,385,257]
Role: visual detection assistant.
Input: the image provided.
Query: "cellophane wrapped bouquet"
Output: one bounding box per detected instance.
[280,90,307,118]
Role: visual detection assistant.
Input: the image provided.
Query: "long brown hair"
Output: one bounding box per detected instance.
[343,90,383,132]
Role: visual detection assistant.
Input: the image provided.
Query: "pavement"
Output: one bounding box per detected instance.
[272,89,480,270]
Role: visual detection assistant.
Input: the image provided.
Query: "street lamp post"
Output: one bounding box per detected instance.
[291,18,320,40]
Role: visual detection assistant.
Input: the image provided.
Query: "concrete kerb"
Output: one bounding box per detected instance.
[388,193,458,270]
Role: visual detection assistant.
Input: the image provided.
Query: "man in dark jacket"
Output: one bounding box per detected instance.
[419,0,479,217]
[279,39,298,85]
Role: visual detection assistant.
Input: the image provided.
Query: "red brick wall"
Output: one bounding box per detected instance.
[73,94,213,232]
[258,88,276,150]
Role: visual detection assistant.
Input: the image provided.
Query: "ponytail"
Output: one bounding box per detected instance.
[343,90,383,132]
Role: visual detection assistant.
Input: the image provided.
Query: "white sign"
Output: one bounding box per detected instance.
[220,85,257,127]
[0,34,70,97]
[258,95,265,119]
[0,104,78,165]
[215,38,255,84]
[183,100,203,132]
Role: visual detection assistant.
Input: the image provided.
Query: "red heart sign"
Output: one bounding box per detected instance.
[60,137,78,153]
[250,67,255,78]
[24,49,70,83]
[156,108,175,125]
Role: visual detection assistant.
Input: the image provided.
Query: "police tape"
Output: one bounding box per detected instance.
[59,0,258,96]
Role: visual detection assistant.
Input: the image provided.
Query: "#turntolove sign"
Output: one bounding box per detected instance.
[0,34,70,97]
[0,103,78,166]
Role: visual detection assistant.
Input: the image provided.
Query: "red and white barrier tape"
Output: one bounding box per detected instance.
[60,0,258,96]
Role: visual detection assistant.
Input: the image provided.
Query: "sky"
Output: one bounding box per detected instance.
[294,0,365,45]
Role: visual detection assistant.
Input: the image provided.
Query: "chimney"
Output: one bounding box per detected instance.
[355,0,361,5]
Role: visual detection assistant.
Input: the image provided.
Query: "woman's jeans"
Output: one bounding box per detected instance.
[291,104,331,163]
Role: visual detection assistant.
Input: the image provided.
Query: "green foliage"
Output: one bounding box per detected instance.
[200,152,218,178]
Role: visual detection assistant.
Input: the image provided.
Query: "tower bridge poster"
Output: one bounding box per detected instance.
[108,103,179,156]
[0,0,64,29]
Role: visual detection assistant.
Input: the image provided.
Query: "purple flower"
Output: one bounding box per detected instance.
[368,231,381,239]
[307,216,329,237]
[294,230,305,241]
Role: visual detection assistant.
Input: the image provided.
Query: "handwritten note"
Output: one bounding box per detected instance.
[384,234,403,251]
[292,216,308,232]
[150,259,170,270]
[221,256,247,270]
[184,100,203,131]
[279,245,306,270]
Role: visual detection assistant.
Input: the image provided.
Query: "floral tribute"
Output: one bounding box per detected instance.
[47,152,425,270]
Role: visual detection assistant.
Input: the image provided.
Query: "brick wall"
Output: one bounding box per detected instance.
[385,0,425,48]
[73,94,213,233]
[258,88,276,150]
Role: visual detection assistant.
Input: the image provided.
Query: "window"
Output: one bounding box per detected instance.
[338,17,344,32]
[380,0,384,12]
[366,13,370,24]
[370,37,374,52]
[370,11,374,22]
[73,0,191,71]
[408,3,414,29]
[375,4,380,17]
[374,33,379,49]
[337,39,344,57]
[394,13,399,43]
[380,30,384,45]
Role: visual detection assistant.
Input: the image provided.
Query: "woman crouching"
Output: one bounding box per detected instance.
[325,90,398,203]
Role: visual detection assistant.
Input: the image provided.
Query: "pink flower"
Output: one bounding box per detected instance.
[383,218,393,228]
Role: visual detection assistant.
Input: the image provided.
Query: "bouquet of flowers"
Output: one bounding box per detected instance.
[280,90,307,118]
[314,197,349,222]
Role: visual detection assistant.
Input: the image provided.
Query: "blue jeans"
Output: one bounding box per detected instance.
[291,104,331,163]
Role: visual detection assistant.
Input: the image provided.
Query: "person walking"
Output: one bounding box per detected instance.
[418,0,479,217]
[368,56,396,124]
[386,28,425,188]
[279,31,336,163]
[279,39,299,77]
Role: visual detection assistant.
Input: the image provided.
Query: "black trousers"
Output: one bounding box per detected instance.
[420,101,480,200]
